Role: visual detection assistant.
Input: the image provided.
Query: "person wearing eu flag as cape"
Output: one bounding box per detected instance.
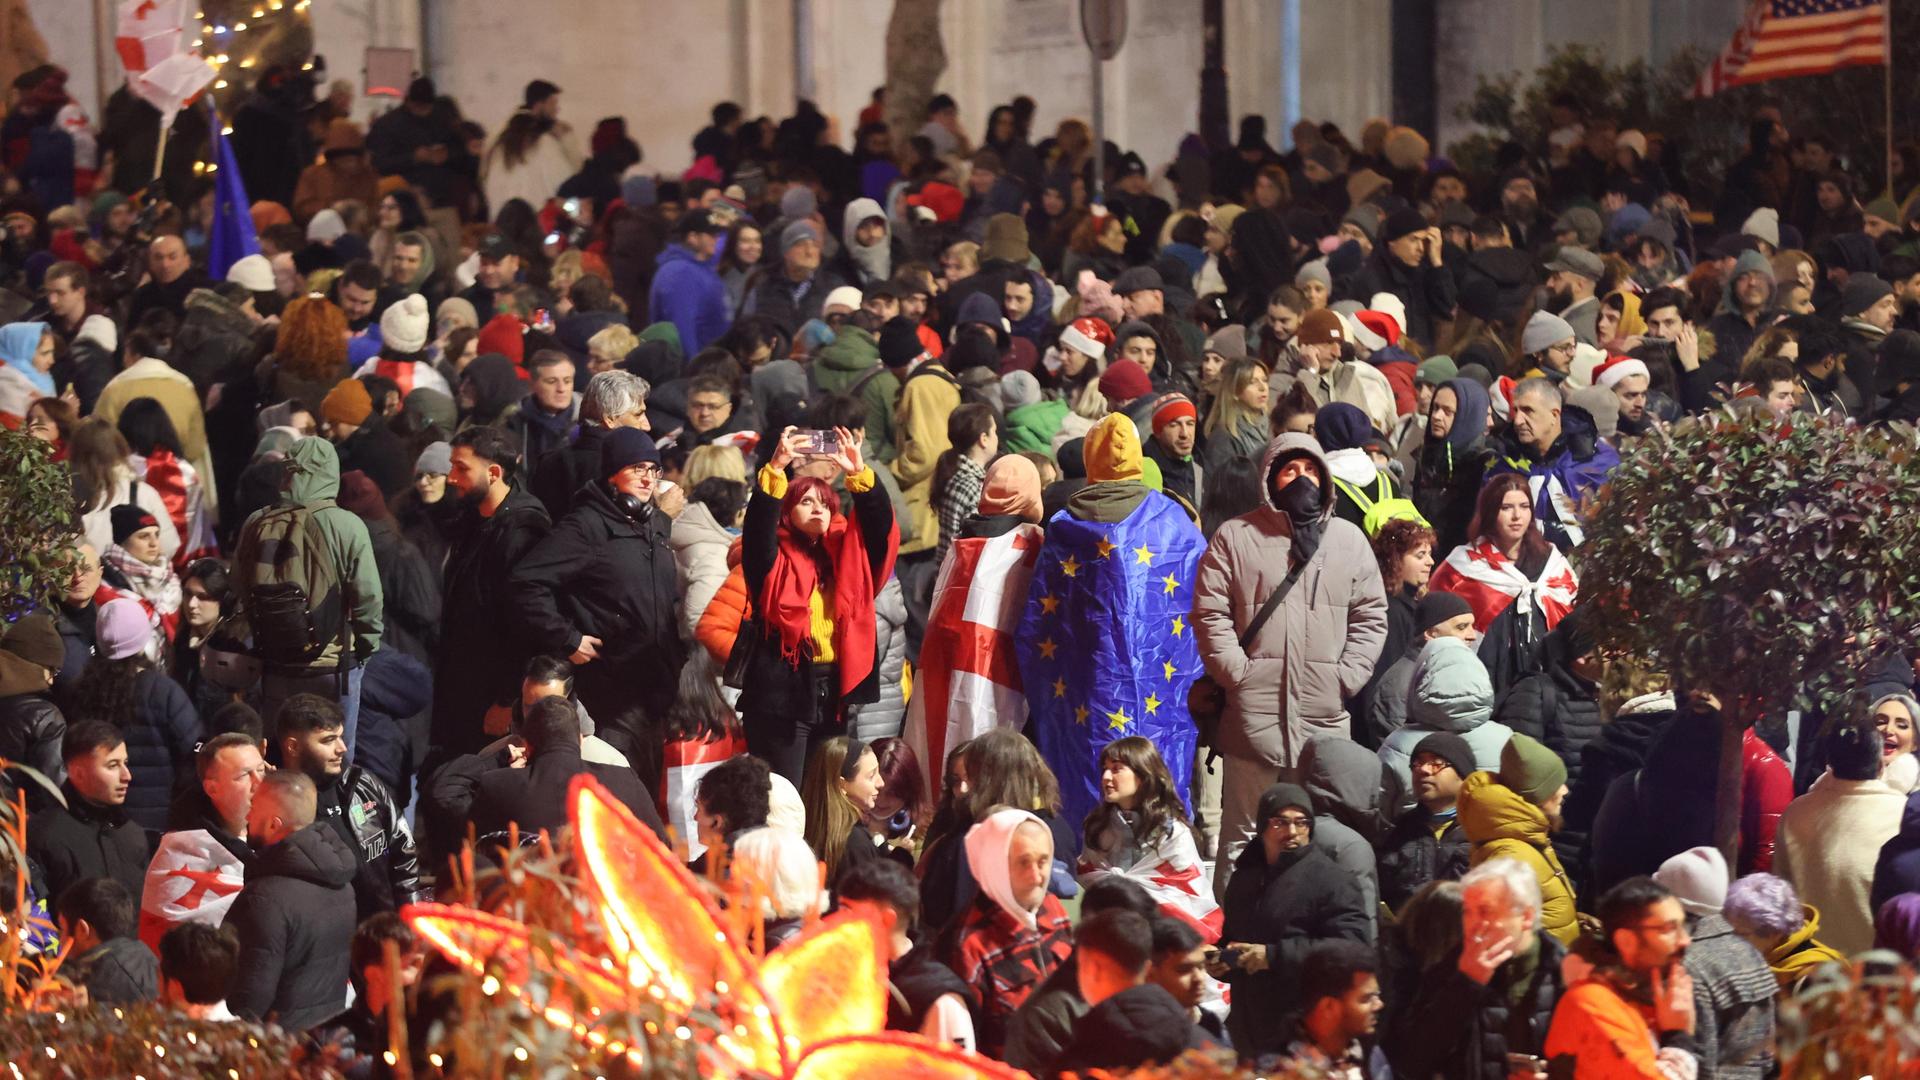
[1193,432,1388,904]
[1015,413,1206,835]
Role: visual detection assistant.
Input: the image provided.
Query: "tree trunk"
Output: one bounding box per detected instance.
[0,0,50,98]
[1715,704,1748,872]
[883,0,946,150]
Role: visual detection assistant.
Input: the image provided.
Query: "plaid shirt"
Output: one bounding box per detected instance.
[947,892,1073,1059]
[935,455,986,565]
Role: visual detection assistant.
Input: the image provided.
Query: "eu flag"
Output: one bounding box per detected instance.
[1015,491,1206,834]
[205,114,258,281]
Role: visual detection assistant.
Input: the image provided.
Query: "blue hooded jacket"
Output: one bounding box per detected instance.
[649,243,730,355]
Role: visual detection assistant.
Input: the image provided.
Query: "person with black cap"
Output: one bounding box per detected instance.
[366,76,467,206]
[1364,590,1478,748]
[508,425,684,758]
[1108,151,1171,263]
[1211,781,1370,1059]
[647,208,730,355]
[1376,731,1477,912]
[1344,206,1456,349]
[481,78,581,217]
[457,233,522,322]
[1842,273,1900,406]
[0,612,68,784]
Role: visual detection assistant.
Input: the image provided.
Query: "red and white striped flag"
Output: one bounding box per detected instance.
[1428,538,1578,634]
[1692,0,1887,98]
[903,524,1045,788]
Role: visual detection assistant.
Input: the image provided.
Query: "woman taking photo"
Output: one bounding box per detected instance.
[1428,473,1578,694]
[1200,358,1271,474]
[1077,736,1219,936]
[801,735,886,890]
[1410,377,1494,553]
[734,425,899,784]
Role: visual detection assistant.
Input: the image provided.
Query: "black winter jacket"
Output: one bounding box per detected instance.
[114,666,203,833]
[1375,805,1470,912]
[1588,705,1722,896]
[1052,984,1209,1076]
[67,935,159,1005]
[736,471,895,728]
[1387,931,1566,1080]
[363,516,442,666]
[431,486,550,754]
[1220,841,1370,1058]
[335,419,412,499]
[227,823,358,1032]
[0,690,65,788]
[354,648,432,798]
[427,742,665,847]
[28,782,155,918]
[1343,248,1458,348]
[317,764,426,921]
[529,422,609,521]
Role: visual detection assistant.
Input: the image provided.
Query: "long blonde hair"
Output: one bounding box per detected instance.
[1204,358,1266,440]
[685,444,748,489]
[801,737,868,883]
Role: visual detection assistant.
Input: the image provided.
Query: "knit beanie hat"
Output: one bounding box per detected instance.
[1843,274,1895,318]
[1097,359,1152,404]
[1255,783,1315,826]
[1417,355,1458,386]
[1741,207,1780,248]
[1499,734,1568,807]
[779,186,818,220]
[0,612,64,673]
[1654,846,1729,916]
[415,441,452,475]
[307,208,347,244]
[1000,370,1043,411]
[1084,413,1144,483]
[110,503,160,545]
[601,427,661,477]
[1384,126,1430,171]
[404,387,457,432]
[1149,392,1198,435]
[1060,317,1114,360]
[1205,324,1248,361]
[1342,203,1385,241]
[322,378,374,427]
[878,316,925,368]
[1315,402,1373,452]
[96,597,153,661]
[1411,731,1476,780]
[225,253,274,293]
[978,455,1043,522]
[780,220,821,253]
[1415,590,1474,633]
[336,469,390,521]
[1296,308,1346,347]
[380,293,430,354]
[983,213,1031,264]
[1521,311,1576,355]
[1295,259,1332,293]
[1304,141,1345,175]
[1382,208,1428,244]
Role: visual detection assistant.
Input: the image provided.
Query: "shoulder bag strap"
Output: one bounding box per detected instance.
[1238,553,1311,650]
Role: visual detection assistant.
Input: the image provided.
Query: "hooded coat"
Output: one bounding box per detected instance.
[232,437,385,674]
[1218,789,1370,1058]
[1457,771,1578,943]
[1299,734,1391,941]
[226,823,359,1032]
[944,809,1075,1059]
[1411,377,1495,553]
[648,242,730,356]
[1192,434,1388,767]
[827,197,905,287]
[1380,636,1513,803]
[1588,707,1724,896]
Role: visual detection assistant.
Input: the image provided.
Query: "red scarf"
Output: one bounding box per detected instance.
[141,448,190,547]
[758,476,898,697]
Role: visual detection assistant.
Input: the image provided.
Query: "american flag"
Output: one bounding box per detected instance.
[1692,0,1887,98]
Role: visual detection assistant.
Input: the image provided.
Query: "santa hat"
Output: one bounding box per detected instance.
[1491,375,1516,422]
[1059,316,1114,359]
[1353,310,1401,350]
[1368,293,1407,334]
[1594,355,1650,390]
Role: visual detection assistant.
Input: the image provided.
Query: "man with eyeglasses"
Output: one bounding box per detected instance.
[510,426,685,759]
[1519,311,1579,382]
[1211,783,1369,1060]
[1545,877,1699,1078]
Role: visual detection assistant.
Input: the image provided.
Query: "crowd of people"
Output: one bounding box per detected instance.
[5,53,1920,1077]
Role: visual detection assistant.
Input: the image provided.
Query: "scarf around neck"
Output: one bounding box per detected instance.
[759,479,898,697]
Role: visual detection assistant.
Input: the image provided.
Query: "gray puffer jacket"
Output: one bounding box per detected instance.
[1300,733,1393,941]
[851,576,909,740]
[1379,635,1514,811]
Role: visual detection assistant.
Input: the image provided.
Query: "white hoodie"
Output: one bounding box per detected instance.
[964,807,1046,931]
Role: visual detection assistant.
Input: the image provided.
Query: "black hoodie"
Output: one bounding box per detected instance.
[1052,984,1211,1076]
[227,823,359,1032]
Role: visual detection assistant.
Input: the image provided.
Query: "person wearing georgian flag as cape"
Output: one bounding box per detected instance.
[1428,473,1578,696]
[1077,735,1223,941]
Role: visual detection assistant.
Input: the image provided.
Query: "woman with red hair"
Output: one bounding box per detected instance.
[733,425,899,783]
[1428,472,1578,694]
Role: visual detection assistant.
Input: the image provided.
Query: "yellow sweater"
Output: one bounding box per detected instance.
[757,464,877,662]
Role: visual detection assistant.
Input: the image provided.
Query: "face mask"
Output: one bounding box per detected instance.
[1274,473,1321,525]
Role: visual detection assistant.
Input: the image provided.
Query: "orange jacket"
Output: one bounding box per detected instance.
[696,563,751,667]
[1544,978,1689,1079]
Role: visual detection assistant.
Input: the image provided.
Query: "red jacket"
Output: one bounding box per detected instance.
[1741,729,1792,876]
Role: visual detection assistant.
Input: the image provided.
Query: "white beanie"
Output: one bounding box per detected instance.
[823,285,863,315]
[306,208,347,244]
[1368,292,1407,333]
[1566,342,1608,390]
[1653,846,1729,916]
[380,293,431,354]
[225,253,274,292]
[1741,207,1781,248]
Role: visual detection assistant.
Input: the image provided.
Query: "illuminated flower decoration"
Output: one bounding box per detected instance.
[405,775,1031,1079]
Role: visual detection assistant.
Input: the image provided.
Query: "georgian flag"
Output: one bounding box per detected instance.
[904,523,1045,787]
[1078,825,1224,942]
[115,0,188,75]
[140,828,247,950]
[662,733,747,863]
[1428,537,1578,633]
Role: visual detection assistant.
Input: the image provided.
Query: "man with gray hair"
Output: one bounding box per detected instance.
[1485,377,1619,551]
[1385,857,1566,1080]
[531,368,652,518]
[226,771,358,1031]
